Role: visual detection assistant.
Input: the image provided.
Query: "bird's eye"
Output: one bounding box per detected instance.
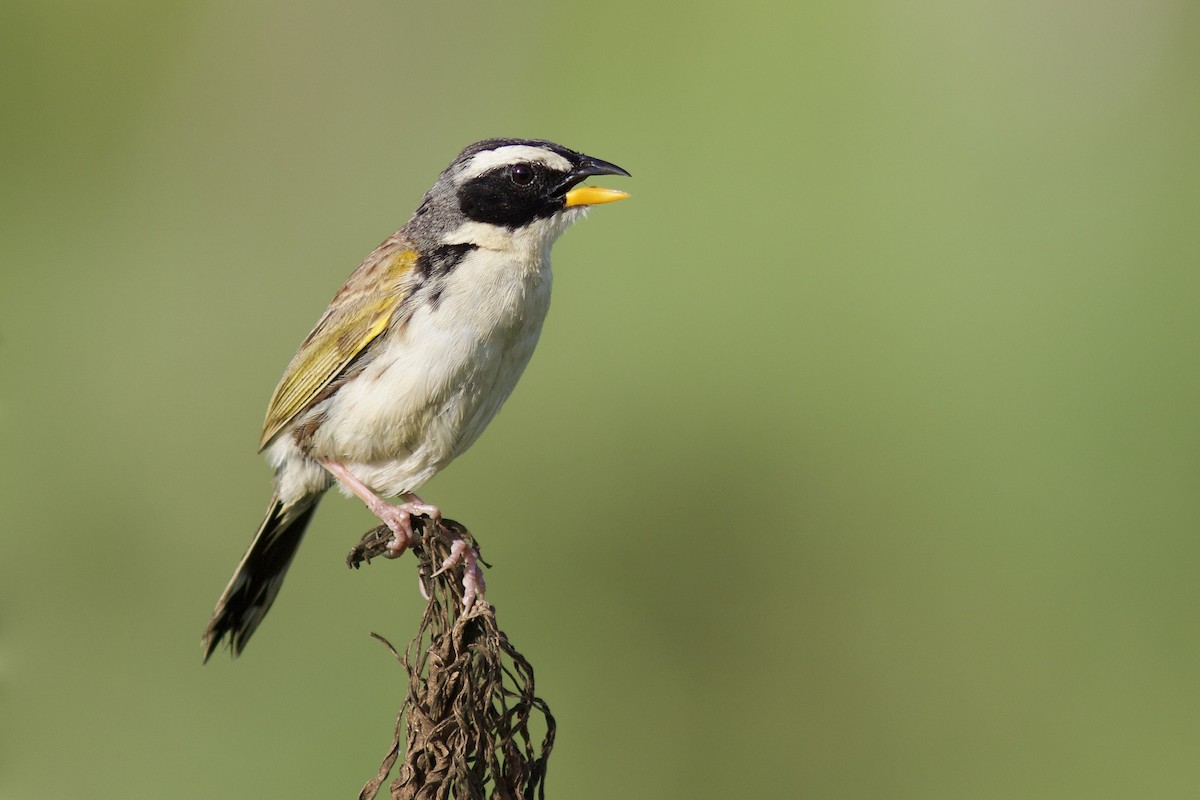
[509,163,535,186]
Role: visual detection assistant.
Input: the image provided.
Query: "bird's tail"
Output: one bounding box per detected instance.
[202,493,321,661]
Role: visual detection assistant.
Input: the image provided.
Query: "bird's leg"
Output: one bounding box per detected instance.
[431,531,487,614]
[319,460,483,612]
[319,461,440,557]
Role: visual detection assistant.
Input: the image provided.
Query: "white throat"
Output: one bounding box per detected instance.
[440,207,588,258]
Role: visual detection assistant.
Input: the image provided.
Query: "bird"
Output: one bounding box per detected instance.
[202,138,630,661]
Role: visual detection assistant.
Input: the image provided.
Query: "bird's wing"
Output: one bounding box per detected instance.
[258,242,419,450]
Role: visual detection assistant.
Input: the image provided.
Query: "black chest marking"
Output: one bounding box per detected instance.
[415,243,478,309]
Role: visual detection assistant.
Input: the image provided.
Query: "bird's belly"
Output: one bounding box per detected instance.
[309,253,552,497]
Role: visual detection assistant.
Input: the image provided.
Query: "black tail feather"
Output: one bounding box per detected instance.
[202,494,321,661]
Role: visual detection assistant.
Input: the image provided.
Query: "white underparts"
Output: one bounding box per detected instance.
[270,206,588,507]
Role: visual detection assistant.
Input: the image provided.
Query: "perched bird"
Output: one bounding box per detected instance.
[202,138,630,660]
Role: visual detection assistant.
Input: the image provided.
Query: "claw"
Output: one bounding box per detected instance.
[320,461,442,558]
[431,537,487,613]
[348,497,437,559]
[319,460,483,613]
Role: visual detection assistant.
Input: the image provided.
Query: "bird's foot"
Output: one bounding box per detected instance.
[430,533,487,613]
[320,461,441,558]
[376,494,441,558]
[319,461,480,611]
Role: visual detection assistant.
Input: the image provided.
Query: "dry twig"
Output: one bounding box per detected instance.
[349,518,555,800]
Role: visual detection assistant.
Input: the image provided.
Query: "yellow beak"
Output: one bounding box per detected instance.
[564,186,631,208]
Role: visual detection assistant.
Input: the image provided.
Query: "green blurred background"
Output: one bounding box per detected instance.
[2,1,1199,797]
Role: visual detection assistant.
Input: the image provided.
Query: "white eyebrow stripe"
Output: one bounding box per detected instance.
[458,145,573,181]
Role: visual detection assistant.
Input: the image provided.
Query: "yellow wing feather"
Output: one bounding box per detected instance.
[258,243,419,450]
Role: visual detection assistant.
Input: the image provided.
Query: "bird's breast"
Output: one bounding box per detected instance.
[308,246,553,491]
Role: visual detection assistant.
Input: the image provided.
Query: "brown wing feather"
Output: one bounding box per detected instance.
[258,239,419,450]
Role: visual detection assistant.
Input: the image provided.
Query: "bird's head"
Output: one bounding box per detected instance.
[408,138,630,252]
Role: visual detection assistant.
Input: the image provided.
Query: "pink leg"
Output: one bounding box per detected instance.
[320,461,440,557]
[432,535,487,613]
[320,460,485,611]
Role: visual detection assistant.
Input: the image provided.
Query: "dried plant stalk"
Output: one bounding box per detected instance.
[349,518,555,800]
